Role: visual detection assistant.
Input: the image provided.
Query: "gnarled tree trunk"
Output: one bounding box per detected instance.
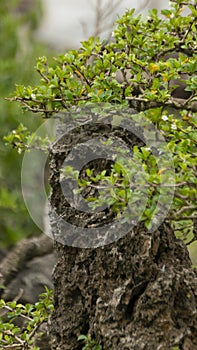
[49,110,197,350]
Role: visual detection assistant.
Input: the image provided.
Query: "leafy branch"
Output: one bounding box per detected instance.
[0,288,54,350]
[5,0,197,240]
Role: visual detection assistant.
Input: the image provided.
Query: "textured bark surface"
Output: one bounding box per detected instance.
[49,111,197,350]
[50,226,197,350]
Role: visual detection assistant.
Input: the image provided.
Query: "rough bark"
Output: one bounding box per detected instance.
[50,225,197,350]
[49,110,197,350]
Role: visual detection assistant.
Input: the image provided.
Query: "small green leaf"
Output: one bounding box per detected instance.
[78,334,87,341]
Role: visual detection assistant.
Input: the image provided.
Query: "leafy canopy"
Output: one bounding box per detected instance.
[6,0,197,243]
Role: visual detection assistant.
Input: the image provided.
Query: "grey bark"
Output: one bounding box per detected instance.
[0,234,55,304]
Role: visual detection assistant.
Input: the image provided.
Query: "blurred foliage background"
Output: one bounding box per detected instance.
[0,0,53,248]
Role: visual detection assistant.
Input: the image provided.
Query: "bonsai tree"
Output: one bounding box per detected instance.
[5,0,197,349]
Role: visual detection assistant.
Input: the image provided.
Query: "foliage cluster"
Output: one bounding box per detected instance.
[6,0,197,247]
[78,334,102,350]
[0,288,53,350]
[0,289,101,350]
[8,2,197,112]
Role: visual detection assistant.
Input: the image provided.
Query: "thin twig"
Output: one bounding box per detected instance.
[1,305,32,321]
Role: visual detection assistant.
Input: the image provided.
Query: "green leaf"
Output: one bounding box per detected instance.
[78,334,87,341]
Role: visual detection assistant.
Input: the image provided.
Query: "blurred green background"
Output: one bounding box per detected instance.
[0,0,52,248]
